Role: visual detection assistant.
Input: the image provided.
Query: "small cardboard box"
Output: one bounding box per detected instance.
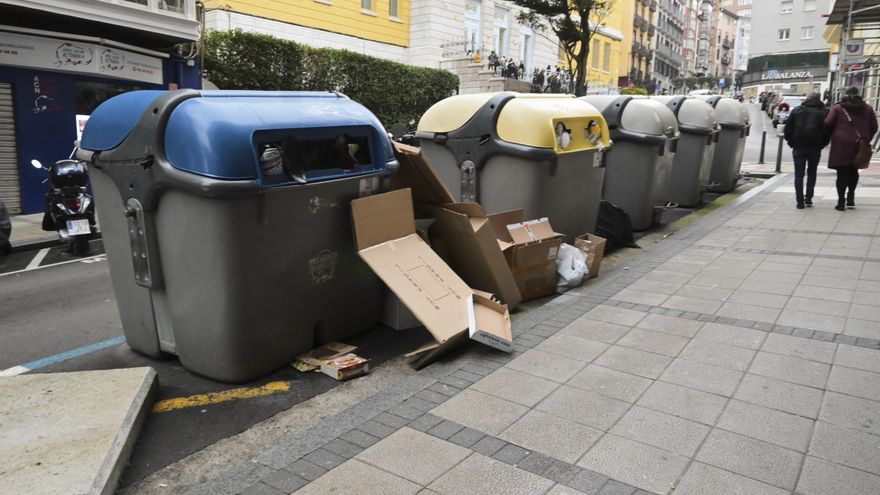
[351,188,514,368]
[493,213,565,300]
[575,233,607,280]
[320,353,369,381]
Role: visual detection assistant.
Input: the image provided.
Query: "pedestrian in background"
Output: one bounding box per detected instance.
[824,86,878,211]
[783,92,828,209]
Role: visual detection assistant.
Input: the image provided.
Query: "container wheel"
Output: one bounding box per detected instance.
[73,237,90,255]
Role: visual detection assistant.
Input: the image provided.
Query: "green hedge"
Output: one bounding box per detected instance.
[747,52,829,72]
[621,87,648,95]
[203,29,460,128]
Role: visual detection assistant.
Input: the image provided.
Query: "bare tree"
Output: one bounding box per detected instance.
[513,0,612,96]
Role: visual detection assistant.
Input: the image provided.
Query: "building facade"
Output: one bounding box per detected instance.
[651,0,685,93]
[681,0,700,77]
[743,0,830,97]
[712,7,737,83]
[0,0,201,214]
[618,0,657,90]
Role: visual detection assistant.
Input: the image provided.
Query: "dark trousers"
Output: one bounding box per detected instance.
[793,148,820,203]
[836,166,860,203]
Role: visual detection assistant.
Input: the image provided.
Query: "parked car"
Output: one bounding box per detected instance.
[0,198,11,255]
[772,95,806,127]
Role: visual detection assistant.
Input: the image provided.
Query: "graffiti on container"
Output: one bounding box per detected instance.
[308,196,339,214]
[309,250,339,284]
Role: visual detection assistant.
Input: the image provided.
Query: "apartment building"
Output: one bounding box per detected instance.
[651,0,686,93]
[0,0,201,214]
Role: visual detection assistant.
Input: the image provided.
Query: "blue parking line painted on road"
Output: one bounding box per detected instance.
[20,336,125,371]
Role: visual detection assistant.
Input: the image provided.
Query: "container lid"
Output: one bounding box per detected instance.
[417,93,611,153]
[695,96,750,129]
[82,90,395,181]
[652,96,718,134]
[580,95,679,142]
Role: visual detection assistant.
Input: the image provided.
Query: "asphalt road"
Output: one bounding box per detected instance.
[0,241,434,487]
[743,102,784,165]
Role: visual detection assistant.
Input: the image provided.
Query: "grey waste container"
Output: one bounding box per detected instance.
[78,90,398,382]
[697,96,751,193]
[653,96,720,207]
[581,96,679,231]
[416,92,611,241]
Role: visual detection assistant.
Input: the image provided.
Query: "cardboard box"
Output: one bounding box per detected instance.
[393,142,522,309]
[575,233,607,280]
[494,214,565,300]
[351,188,513,368]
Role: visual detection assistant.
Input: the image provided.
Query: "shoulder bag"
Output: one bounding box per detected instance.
[841,106,873,169]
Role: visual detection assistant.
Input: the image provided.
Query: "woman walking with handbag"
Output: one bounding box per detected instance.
[824,87,878,211]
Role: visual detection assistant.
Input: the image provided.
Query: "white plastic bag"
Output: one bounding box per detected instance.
[556,243,589,294]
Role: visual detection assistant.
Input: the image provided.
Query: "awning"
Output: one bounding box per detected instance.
[826,0,880,25]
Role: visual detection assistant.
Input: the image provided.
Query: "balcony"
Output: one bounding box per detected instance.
[722,37,733,49]
[7,0,200,42]
[650,1,657,12]
[648,25,656,37]
[721,55,730,65]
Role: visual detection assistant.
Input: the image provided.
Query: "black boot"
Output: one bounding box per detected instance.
[836,199,846,211]
[847,191,855,208]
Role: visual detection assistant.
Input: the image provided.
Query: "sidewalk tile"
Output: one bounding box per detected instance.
[726,290,790,309]
[543,460,581,484]
[500,410,602,463]
[430,389,527,436]
[296,459,420,495]
[239,482,284,495]
[819,391,880,436]
[493,443,530,464]
[760,333,837,363]
[757,261,808,274]
[283,459,327,481]
[612,288,669,307]
[547,484,589,495]
[594,346,672,380]
[428,453,554,495]
[679,339,756,372]
[747,270,803,285]
[695,429,803,490]
[849,303,880,322]
[261,470,307,493]
[675,462,788,495]
[844,318,880,340]
[635,314,704,338]
[609,406,710,456]
[661,296,723,315]
[583,306,646,327]
[567,469,608,493]
[674,284,734,302]
[561,318,631,344]
[801,274,858,290]
[659,359,743,397]
[567,365,653,403]
[516,451,556,475]
[470,435,506,457]
[536,334,610,363]
[715,302,781,324]
[793,284,853,303]
[810,421,880,475]
[471,367,559,407]
[827,365,880,401]
[734,374,823,418]
[506,349,587,383]
[627,279,685,295]
[716,400,813,452]
[598,479,637,495]
[834,344,880,373]
[696,322,766,350]
[853,290,880,306]
[737,279,796,296]
[796,456,880,495]
[577,434,689,494]
[356,428,470,486]
[786,296,850,317]
[636,381,727,425]
[748,352,830,388]
[616,328,690,357]
[776,309,845,333]
[536,384,630,431]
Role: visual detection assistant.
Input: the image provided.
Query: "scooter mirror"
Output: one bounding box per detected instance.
[30,159,43,169]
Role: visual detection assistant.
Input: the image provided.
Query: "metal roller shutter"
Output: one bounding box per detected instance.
[0,82,20,214]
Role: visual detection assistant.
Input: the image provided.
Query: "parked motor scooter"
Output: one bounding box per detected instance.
[0,198,11,255]
[31,153,96,255]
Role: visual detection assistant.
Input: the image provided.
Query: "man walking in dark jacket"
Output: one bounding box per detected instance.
[784,92,829,209]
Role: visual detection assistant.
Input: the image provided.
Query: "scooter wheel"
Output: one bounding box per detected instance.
[73,238,90,255]
[1,241,10,255]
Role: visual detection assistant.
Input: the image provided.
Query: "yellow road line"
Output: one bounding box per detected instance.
[151,381,290,413]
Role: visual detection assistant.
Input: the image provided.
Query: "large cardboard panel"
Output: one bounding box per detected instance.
[512,260,558,300]
[391,142,456,205]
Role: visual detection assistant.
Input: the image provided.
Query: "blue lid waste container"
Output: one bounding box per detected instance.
[416,93,611,241]
[696,96,750,193]
[78,90,398,382]
[653,96,720,207]
[581,95,679,231]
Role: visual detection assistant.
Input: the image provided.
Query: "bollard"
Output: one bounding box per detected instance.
[759,130,767,164]
[776,133,784,173]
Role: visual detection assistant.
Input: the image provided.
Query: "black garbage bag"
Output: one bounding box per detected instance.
[595,200,639,251]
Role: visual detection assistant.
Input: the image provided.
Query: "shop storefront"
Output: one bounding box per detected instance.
[0,30,200,214]
[740,66,830,100]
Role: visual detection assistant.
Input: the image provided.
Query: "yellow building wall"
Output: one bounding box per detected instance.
[556,1,626,90]
[615,0,635,79]
[202,0,410,47]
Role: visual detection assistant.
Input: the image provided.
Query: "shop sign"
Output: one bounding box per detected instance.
[0,32,163,85]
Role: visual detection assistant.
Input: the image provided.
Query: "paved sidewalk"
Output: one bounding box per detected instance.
[145,169,880,495]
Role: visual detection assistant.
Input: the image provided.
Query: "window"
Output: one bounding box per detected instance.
[804,0,816,11]
[464,0,482,53]
[389,0,398,17]
[739,9,750,17]
[603,42,611,72]
[778,28,790,40]
[591,39,601,69]
[801,26,813,39]
[781,0,792,14]
[493,7,510,57]
[361,0,372,11]
[738,0,751,4]
[158,0,184,13]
